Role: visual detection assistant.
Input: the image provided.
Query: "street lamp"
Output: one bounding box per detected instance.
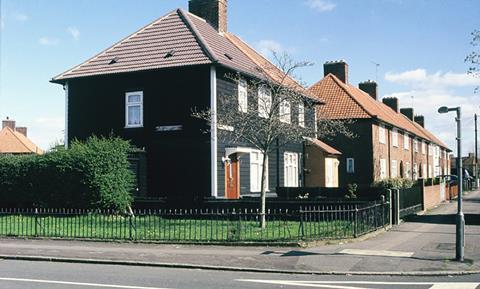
[438,106,464,262]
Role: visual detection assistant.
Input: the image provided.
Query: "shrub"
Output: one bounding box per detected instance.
[345,183,358,199]
[0,136,134,210]
[372,178,415,190]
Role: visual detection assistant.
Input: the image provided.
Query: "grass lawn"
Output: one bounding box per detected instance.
[0,213,356,242]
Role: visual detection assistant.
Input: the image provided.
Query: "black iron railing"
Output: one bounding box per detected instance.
[0,201,389,242]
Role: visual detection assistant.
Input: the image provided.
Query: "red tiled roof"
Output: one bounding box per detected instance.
[308,74,449,150]
[0,127,44,154]
[306,137,341,155]
[52,8,307,93]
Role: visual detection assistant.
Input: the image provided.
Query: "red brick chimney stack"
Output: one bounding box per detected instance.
[2,117,16,130]
[324,60,348,84]
[359,80,378,100]
[189,0,228,33]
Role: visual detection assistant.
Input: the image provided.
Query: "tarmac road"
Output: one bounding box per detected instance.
[0,260,479,289]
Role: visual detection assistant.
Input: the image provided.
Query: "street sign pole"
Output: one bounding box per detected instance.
[456,108,464,262]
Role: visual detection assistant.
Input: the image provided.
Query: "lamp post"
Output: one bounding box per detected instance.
[438,106,464,262]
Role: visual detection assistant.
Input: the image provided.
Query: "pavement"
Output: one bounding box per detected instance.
[1,188,479,276]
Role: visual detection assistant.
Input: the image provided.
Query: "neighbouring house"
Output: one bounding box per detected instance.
[452,153,479,179]
[308,60,451,188]
[51,0,324,201]
[0,117,44,155]
[304,138,341,188]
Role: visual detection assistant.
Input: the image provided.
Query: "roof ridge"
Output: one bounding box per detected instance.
[326,74,375,118]
[51,9,179,83]
[179,9,218,63]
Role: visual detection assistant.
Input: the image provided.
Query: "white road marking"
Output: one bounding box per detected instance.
[0,277,173,289]
[237,279,480,289]
[338,249,414,257]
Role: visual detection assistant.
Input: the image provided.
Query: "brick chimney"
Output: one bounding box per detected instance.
[414,115,425,127]
[324,60,348,83]
[189,0,228,33]
[382,97,399,113]
[2,117,15,130]
[358,80,378,100]
[400,108,414,121]
[15,127,27,137]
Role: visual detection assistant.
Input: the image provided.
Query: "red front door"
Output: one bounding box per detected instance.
[225,155,240,199]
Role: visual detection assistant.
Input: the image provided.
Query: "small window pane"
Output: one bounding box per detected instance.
[128,94,141,103]
[128,105,141,125]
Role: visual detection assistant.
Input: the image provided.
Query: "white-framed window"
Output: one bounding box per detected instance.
[258,86,272,118]
[125,91,143,128]
[298,103,305,127]
[238,79,248,113]
[325,158,335,187]
[250,150,268,192]
[422,164,427,178]
[403,133,409,150]
[413,163,418,180]
[391,160,398,178]
[414,138,418,152]
[422,141,426,155]
[428,164,432,178]
[279,100,291,123]
[428,144,433,156]
[284,152,299,187]
[380,158,387,179]
[405,162,411,178]
[392,128,398,147]
[346,158,355,173]
[379,124,386,144]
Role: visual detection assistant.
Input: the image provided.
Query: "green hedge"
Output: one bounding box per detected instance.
[372,178,416,190]
[0,136,134,210]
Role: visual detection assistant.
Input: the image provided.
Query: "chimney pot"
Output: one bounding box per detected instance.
[189,0,227,33]
[400,108,415,121]
[359,80,378,100]
[382,97,399,113]
[324,60,348,83]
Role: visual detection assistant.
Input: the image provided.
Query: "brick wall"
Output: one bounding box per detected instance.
[423,184,441,210]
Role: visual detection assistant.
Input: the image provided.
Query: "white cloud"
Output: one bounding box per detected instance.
[385,68,480,88]
[253,39,296,60]
[67,26,80,41]
[39,37,59,46]
[305,0,336,12]
[13,12,29,22]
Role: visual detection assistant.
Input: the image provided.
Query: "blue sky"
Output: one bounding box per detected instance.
[0,0,479,155]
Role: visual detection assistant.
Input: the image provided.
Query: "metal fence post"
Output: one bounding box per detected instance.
[34,208,38,237]
[299,207,305,240]
[353,204,358,238]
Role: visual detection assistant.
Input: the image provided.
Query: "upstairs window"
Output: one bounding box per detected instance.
[279,100,291,123]
[422,141,426,155]
[258,86,272,118]
[414,138,418,152]
[298,103,305,127]
[238,79,248,113]
[379,124,386,144]
[392,128,398,147]
[404,133,409,150]
[346,158,355,173]
[125,91,143,128]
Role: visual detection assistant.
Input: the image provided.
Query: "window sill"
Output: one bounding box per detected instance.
[125,125,143,129]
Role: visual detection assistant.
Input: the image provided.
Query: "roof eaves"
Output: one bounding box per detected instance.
[178,9,219,63]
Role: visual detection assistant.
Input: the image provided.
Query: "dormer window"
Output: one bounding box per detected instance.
[125,91,143,128]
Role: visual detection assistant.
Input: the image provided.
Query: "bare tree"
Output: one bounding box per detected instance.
[466,29,480,92]
[194,52,350,228]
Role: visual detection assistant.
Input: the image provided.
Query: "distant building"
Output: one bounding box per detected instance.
[452,153,479,178]
[304,138,341,188]
[0,117,44,155]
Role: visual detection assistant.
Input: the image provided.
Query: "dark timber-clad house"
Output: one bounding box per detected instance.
[51,0,320,201]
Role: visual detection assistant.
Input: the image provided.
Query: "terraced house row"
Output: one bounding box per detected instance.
[51,0,450,201]
[308,61,451,187]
